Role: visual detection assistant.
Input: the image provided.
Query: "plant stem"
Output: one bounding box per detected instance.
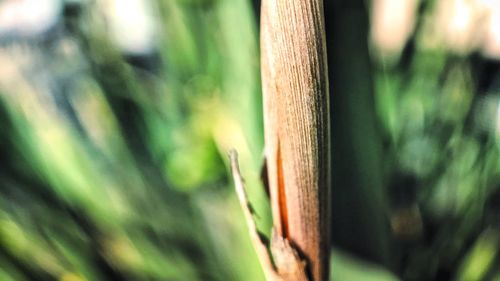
[261,0,331,280]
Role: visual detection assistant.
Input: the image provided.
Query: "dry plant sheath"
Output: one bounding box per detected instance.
[231,0,330,280]
[260,0,331,279]
[260,0,330,280]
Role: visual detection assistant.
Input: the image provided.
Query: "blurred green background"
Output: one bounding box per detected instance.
[1,0,500,280]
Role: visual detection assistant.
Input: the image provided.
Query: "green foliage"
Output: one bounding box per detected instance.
[0,0,265,280]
